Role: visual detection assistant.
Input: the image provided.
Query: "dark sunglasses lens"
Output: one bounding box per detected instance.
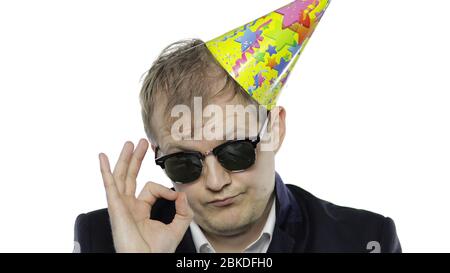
[216,141,256,171]
[164,154,202,183]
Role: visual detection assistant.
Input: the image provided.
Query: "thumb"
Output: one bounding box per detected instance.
[169,192,194,235]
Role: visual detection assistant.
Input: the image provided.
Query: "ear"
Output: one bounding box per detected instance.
[262,106,286,154]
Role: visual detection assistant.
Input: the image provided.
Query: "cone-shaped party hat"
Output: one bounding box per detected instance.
[206,0,331,110]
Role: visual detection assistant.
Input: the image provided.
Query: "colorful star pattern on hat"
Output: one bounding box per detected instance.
[206,0,331,110]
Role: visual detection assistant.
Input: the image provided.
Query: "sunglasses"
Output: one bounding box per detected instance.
[154,115,269,184]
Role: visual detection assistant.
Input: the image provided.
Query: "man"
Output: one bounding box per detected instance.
[74,0,401,253]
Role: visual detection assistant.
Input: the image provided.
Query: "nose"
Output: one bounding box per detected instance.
[202,155,231,192]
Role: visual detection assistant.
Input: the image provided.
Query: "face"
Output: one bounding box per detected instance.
[151,82,286,237]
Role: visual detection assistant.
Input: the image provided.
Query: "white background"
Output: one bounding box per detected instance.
[0,0,449,252]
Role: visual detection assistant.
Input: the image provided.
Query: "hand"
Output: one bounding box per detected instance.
[98,139,193,253]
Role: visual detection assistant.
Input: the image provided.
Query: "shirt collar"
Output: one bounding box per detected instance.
[189,199,276,253]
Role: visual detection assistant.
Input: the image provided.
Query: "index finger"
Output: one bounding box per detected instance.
[136,182,178,206]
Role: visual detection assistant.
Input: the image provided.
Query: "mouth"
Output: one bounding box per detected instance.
[208,193,241,207]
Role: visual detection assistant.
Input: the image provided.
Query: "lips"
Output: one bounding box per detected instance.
[208,194,240,207]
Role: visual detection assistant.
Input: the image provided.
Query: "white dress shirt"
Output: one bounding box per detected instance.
[189,201,276,253]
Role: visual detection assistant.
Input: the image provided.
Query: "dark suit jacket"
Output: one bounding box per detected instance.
[74,172,401,253]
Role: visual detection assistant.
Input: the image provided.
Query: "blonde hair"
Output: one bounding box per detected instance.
[139,39,258,144]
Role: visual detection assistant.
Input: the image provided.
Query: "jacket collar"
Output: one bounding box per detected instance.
[267,172,307,253]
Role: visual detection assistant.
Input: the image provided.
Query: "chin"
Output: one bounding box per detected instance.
[202,206,255,236]
[206,219,252,236]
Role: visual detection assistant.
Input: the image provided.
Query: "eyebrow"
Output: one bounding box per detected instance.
[166,143,197,153]
[157,121,261,156]
[159,142,204,157]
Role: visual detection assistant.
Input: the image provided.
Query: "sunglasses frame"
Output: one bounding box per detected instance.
[155,135,260,168]
[154,111,270,183]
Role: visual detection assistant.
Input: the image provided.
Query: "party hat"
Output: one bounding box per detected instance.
[206,0,331,110]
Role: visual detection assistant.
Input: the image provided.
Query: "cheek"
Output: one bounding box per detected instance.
[255,150,274,169]
[232,168,273,198]
[242,151,274,183]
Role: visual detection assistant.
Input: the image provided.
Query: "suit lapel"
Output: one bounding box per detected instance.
[267,225,295,253]
[175,227,197,253]
[267,172,308,253]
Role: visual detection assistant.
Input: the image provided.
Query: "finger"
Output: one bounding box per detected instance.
[174,192,193,218]
[112,141,134,194]
[137,182,177,206]
[99,153,120,204]
[170,192,194,235]
[125,138,149,196]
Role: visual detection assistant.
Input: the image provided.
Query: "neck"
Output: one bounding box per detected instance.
[204,194,275,252]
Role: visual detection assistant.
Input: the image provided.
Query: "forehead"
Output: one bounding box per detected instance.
[156,99,264,154]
